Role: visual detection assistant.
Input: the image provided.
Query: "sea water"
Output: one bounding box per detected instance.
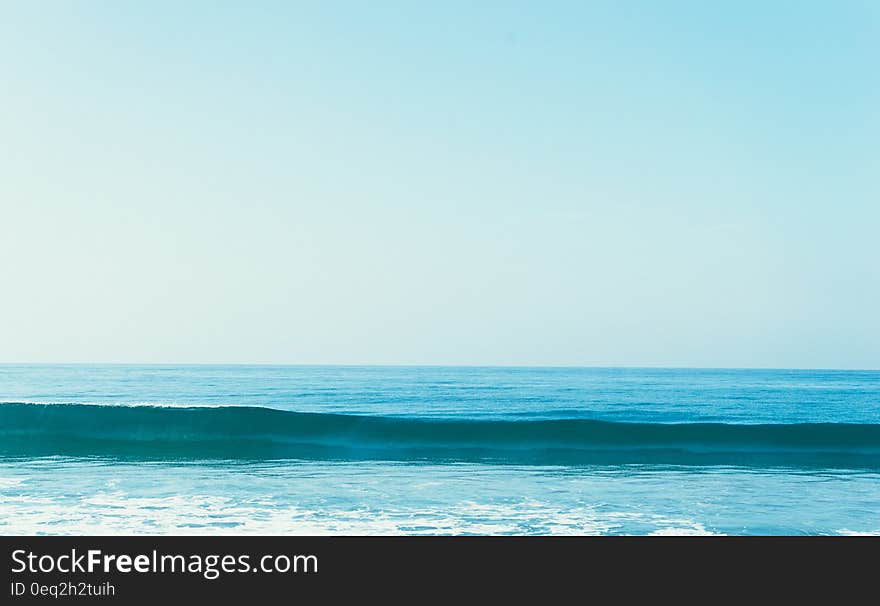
[1,365,878,535]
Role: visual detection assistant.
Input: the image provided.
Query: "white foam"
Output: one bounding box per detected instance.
[0,489,725,536]
[0,477,26,489]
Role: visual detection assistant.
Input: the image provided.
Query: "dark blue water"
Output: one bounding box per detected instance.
[1,365,878,535]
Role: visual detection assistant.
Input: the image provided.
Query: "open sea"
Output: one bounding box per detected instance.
[1,364,878,535]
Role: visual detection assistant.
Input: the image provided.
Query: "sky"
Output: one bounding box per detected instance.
[1,1,878,368]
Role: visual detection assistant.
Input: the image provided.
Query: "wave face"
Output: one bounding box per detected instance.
[2,403,880,467]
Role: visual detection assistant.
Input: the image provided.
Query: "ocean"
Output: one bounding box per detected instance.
[1,365,878,535]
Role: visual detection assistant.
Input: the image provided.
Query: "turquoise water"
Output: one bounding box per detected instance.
[1,365,878,535]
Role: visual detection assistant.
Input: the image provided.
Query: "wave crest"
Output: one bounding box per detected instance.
[2,403,879,467]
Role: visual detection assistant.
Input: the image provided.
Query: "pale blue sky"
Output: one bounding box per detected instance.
[1,1,878,367]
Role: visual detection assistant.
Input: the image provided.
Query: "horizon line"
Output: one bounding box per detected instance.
[1,362,878,372]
